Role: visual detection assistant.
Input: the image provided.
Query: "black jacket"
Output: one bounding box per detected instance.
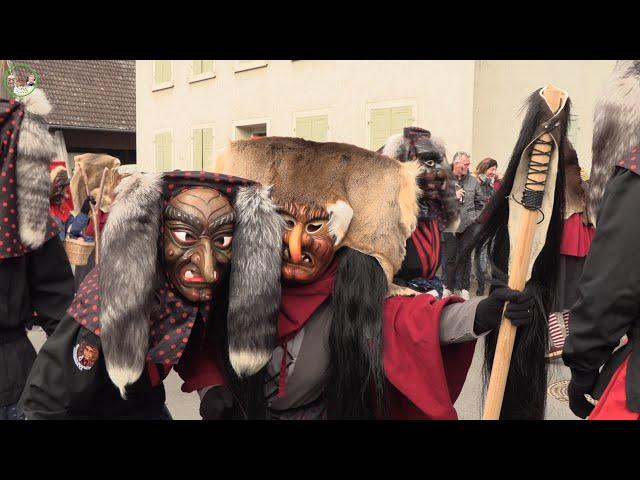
[18,313,167,419]
[563,168,640,409]
[0,236,74,406]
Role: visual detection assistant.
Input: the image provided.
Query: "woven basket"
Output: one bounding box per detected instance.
[63,237,95,266]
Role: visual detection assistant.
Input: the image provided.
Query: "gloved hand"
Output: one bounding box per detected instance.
[473,287,535,335]
[81,196,96,215]
[199,385,234,420]
[568,375,597,419]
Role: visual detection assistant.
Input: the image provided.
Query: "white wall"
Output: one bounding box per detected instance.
[136,60,476,172]
[472,60,616,175]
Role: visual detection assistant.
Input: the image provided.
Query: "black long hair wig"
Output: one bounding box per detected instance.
[467,90,570,419]
[216,247,389,419]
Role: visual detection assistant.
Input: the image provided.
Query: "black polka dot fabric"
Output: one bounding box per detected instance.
[67,265,212,365]
[619,145,640,175]
[0,97,58,260]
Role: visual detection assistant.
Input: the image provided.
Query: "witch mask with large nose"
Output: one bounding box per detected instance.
[162,188,235,303]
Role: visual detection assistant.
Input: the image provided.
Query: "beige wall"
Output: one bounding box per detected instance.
[472,60,616,176]
[137,60,617,175]
[136,60,476,171]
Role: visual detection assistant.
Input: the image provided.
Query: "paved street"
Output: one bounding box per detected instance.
[28,327,578,420]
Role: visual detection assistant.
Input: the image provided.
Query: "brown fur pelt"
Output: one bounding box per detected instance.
[214,137,422,286]
[588,60,640,226]
[70,153,121,214]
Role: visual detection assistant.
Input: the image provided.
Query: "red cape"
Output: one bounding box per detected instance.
[179,262,476,419]
[560,212,595,257]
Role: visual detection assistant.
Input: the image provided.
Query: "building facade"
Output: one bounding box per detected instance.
[5,60,136,170]
[136,60,616,175]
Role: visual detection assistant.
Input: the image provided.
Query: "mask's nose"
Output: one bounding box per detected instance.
[191,238,216,283]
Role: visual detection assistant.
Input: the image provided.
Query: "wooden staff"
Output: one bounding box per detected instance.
[482,84,564,420]
[93,167,108,264]
[77,162,102,263]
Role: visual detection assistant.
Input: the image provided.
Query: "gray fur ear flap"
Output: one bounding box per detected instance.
[99,172,163,398]
[16,90,57,249]
[227,185,284,377]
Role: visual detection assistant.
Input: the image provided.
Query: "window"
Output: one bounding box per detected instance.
[368,104,415,151]
[152,61,173,91]
[234,60,268,73]
[192,126,214,171]
[233,120,268,140]
[154,131,172,171]
[190,61,215,83]
[295,114,329,142]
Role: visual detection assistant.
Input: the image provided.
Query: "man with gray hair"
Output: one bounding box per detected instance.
[443,151,483,300]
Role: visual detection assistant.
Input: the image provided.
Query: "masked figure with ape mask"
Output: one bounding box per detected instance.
[380,127,460,298]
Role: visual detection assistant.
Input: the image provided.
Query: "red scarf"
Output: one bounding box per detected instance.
[278,259,338,341]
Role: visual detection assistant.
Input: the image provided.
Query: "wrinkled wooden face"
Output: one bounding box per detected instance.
[279,201,334,285]
[162,188,235,303]
[417,153,450,202]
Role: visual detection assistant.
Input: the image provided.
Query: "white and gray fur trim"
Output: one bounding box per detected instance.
[99,172,163,398]
[588,60,640,226]
[16,90,56,249]
[227,185,284,377]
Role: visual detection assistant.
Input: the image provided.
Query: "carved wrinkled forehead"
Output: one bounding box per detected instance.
[164,187,235,228]
[278,200,329,222]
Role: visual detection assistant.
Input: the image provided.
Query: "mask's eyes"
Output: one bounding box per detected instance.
[281,215,296,230]
[305,221,325,234]
[214,235,233,250]
[172,230,197,244]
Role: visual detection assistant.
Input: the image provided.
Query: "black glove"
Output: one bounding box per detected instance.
[473,287,535,335]
[199,385,234,420]
[568,373,597,419]
[80,196,96,215]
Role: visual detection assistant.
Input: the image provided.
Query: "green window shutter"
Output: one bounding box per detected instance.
[370,107,392,151]
[193,60,203,76]
[163,133,172,171]
[155,133,164,171]
[295,117,313,140]
[391,106,413,135]
[310,115,328,142]
[202,61,214,74]
[193,128,203,169]
[202,128,214,170]
[155,61,171,84]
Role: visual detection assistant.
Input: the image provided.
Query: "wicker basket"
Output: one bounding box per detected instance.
[63,237,95,266]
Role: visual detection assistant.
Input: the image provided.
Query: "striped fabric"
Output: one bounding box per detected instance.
[548,310,570,350]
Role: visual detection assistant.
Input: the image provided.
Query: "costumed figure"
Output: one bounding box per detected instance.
[470,85,571,419]
[49,159,75,240]
[181,137,534,420]
[19,170,283,419]
[563,60,640,419]
[0,90,74,420]
[546,141,595,359]
[379,127,460,298]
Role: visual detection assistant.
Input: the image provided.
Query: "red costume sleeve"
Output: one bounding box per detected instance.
[174,327,226,393]
[383,294,476,419]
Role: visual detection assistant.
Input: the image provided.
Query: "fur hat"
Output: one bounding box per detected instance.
[98,171,284,395]
[214,137,421,289]
[587,60,640,226]
[0,89,57,259]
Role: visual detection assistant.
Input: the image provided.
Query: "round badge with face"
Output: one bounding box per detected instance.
[279,201,336,285]
[162,188,235,303]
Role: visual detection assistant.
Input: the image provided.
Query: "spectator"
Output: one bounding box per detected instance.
[443,151,483,300]
[472,157,500,296]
